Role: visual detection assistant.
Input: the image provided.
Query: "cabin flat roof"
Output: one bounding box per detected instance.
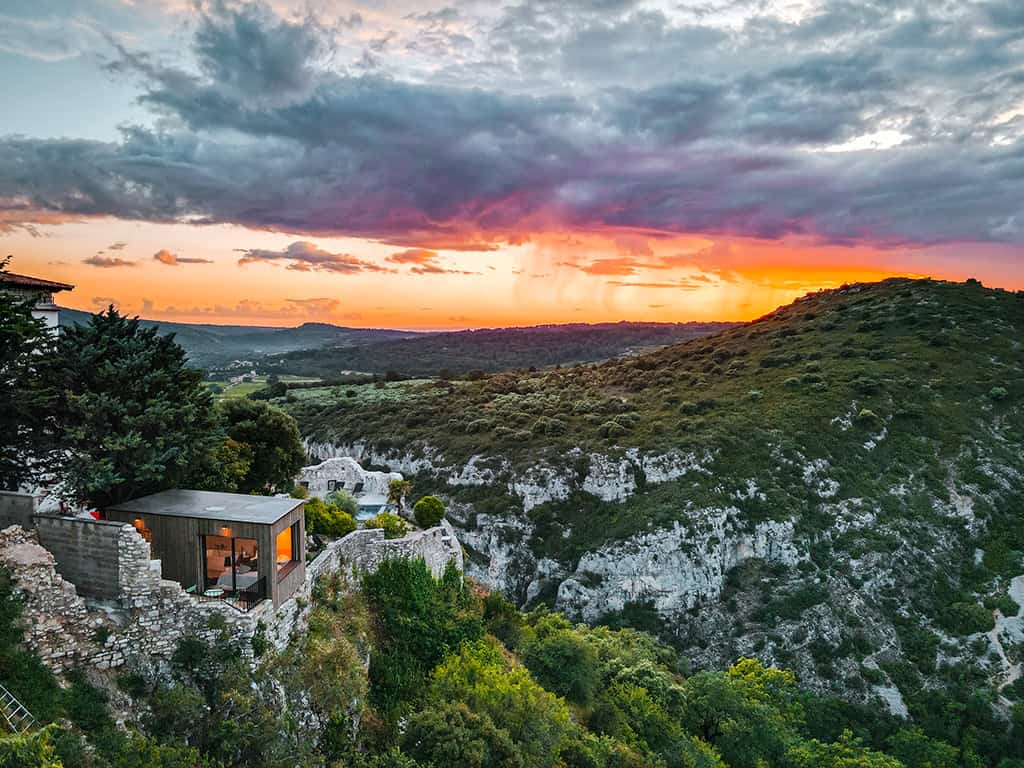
[108,490,303,524]
[0,272,74,292]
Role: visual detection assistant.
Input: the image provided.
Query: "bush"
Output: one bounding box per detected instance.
[989,386,1009,402]
[856,409,882,429]
[326,489,359,517]
[598,421,628,439]
[402,702,520,768]
[938,601,995,636]
[305,497,357,538]
[414,496,446,529]
[365,512,409,539]
[521,614,600,706]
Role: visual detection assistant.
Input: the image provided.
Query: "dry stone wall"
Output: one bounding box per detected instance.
[260,520,464,650]
[1,516,464,673]
[0,524,255,672]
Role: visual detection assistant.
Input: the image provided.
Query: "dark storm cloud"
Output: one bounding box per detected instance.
[1,0,1023,250]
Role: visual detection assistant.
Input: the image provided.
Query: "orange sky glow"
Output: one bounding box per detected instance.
[6,218,1021,330]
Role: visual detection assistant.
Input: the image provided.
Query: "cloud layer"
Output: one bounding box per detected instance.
[154,248,212,266]
[236,240,392,273]
[1,0,1023,254]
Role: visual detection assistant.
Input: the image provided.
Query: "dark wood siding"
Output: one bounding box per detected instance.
[106,503,306,607]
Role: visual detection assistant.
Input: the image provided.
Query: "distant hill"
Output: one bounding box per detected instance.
[59,308,420,369]
[285,278,1024,718]
[266,321,736,377]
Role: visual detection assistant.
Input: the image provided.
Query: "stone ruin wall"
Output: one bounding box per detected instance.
[0,516,464,674]
[0,524,257,672]
[259,519,464,651]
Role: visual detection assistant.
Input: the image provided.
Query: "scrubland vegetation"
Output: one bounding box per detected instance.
[8,558,1020,768]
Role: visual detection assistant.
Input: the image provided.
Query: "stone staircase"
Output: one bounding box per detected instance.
[0,683,34,734]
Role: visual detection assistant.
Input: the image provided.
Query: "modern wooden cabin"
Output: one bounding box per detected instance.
[106,490,305,609]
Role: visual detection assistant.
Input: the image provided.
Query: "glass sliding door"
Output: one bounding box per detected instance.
[202,535,259,594]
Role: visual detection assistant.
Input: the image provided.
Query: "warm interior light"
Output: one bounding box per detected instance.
[276,526,293,565]
[220,526,231,538]
[133,518,144,530]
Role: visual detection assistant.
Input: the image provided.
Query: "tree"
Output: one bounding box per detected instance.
[0,257,56,490]
[305,497,356,538]
[679,662,798,768]
[46,307,222,509]
[402,702,522,768]
[363,559,483,719]
[0,726,64,768]
[786,730,903,768]
[429,637,573,768]
[215,398,306,493]
[521,614,599,707]
[388,479,413,514]
[413,495,446,529]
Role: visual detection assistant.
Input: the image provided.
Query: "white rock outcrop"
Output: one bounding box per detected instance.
[555,514,800,622]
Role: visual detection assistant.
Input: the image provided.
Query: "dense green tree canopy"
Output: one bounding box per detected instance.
[0,258,56,490]
[46,307,222,508]
[215,398,306,493]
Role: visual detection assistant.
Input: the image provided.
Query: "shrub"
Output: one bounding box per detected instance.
[402,702,520,768]
[855,409,882,429]
[365,512,409,539]
[414,496,446,529]
[598,421,628,439]
[989,386,1009,402]
[326,489,359,517]
[305,497,357,538]
[938,601,995,636]
[521,614,600,706]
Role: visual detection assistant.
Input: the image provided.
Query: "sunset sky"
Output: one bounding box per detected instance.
[2,0,1023,329]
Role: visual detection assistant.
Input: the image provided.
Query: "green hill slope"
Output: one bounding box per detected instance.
[268,321,735,376]
[286,278,1024,722]
[59,308,419,368]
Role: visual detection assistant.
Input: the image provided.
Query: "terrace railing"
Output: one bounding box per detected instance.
[195,576,267,613]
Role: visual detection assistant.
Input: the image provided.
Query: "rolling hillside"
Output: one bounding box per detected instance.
[59,308,420,368]
[267,321,734,376]
[285,278,1024,726]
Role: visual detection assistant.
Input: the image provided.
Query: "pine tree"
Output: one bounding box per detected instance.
[0,259,56,490]
[47,307,222,508]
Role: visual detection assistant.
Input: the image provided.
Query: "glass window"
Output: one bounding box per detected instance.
[203,535,258,593]
[275,523,299,576]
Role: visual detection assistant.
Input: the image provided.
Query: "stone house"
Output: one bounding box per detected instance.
[298,457,403,517]
[0,270,74,333]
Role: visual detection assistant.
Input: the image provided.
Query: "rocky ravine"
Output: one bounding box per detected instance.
[305,438,1024,711]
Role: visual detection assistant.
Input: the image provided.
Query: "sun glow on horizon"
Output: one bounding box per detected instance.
[6,218,1018,331]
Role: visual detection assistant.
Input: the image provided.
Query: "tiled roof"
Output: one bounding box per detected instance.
[0,272,74,292]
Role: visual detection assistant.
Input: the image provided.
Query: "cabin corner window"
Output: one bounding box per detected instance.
[276,523,299,578]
